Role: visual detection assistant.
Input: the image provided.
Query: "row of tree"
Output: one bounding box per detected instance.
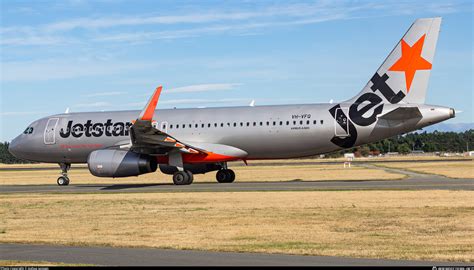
[1,130,473,163]
[328,129,474,157]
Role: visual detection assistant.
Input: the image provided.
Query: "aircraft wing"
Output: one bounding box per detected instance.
[128,86,207,156]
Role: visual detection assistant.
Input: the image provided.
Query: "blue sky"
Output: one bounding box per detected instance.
[1,0,472,141]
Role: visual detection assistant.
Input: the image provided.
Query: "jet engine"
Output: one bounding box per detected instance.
[159,163,222,175]
[88,149,157,177]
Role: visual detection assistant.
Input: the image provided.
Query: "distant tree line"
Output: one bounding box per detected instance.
[327,129,474,157]
[1,130,473,163]
[0,142,37,164]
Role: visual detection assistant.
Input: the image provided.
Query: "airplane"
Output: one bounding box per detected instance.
[8,17,455,186]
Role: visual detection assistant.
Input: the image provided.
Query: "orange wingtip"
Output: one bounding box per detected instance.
[139,85,163,121]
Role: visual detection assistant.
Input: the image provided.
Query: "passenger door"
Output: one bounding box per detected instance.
[334,108,350,137]
[44,118,59,144]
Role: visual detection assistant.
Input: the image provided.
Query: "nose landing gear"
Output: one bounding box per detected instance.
[57,163,71,186]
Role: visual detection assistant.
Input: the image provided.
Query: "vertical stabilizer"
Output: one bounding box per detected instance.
[347,17,441,104]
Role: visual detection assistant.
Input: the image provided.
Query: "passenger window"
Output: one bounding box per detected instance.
[233,123,237,127]
[189,124,192,128]
[221,123,224,127]
[266,121,269,126]
[208,123,211,128]
[279,121,283,125]
[240,122,243,127]
[293,121,296,125]
[202,124,205,128]
[246,122,250,126]
[320,120,324,124]
[214,123,217,127]
[195,124,198,128]
[182,124,185,128]
[260,122,263,126]
[273,121,276,126]
[306,120,310,125]
[170,124,173,129]
[313,120,317,125]
[300,120,303,125]
[253,122,256,126]
[176,125,179,129]
[286,121,289,125]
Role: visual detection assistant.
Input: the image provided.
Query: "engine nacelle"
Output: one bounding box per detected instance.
[159,163,222,175]
[88,149,157,177]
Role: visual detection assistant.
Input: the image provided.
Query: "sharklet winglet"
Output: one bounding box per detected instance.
[138,85,163,121]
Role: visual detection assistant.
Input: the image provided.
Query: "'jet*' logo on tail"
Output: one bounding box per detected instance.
[328,33,433,148]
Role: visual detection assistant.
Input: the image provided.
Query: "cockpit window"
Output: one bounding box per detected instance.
[23,127,34,134]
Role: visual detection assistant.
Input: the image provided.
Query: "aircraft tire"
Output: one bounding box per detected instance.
[216,169,235,183]
[173,171,192,185]
[185,170,194,184]
[225,169,235,183]
[216,170,227,183]
[57,176,69,186]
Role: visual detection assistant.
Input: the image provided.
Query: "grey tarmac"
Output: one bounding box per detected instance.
[1,168,473,193]
[0,158,471,171]
[0,243,470,266]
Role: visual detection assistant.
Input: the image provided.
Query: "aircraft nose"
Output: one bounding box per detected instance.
[8,137,21,158]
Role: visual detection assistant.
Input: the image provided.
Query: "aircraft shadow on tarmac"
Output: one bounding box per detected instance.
[77,183,172,190]
[74,179,393,191]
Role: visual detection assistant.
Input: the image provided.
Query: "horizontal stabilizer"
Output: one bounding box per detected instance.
[378,107,422,121]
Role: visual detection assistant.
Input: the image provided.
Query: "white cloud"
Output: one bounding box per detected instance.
[160,98,249,105]
[83,91,126,97]
[166,83,242,93]
[2,1,462,46]
[1,59,158,82]
[126,98,251,108]
[73,101,112,108]
[0,111,48,116]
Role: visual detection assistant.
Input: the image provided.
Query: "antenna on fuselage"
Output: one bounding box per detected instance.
[64,107,70,114]
[249,100,255,107]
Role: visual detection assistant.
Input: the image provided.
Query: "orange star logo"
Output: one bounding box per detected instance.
[389,34,432,93]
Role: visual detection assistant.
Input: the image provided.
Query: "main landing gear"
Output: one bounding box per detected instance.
[173,170,194,185]
[57,163,71,186]
[216,169,235,183]
[171,168,236,185]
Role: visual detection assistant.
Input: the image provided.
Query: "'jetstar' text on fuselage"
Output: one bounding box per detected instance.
[59,120,133,138]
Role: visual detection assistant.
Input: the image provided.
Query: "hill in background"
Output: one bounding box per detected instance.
[422,122,473,133]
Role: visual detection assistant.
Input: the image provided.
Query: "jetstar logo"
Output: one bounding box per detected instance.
[328,35,432,148]
[388,34,432,92]
[59,119,133,138]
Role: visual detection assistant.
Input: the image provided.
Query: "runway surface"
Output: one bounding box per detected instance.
[1,164,472,266]
[0,243,468,266]
[1,175,473,194]
[1,161,473,194]
[0,158,471,171]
